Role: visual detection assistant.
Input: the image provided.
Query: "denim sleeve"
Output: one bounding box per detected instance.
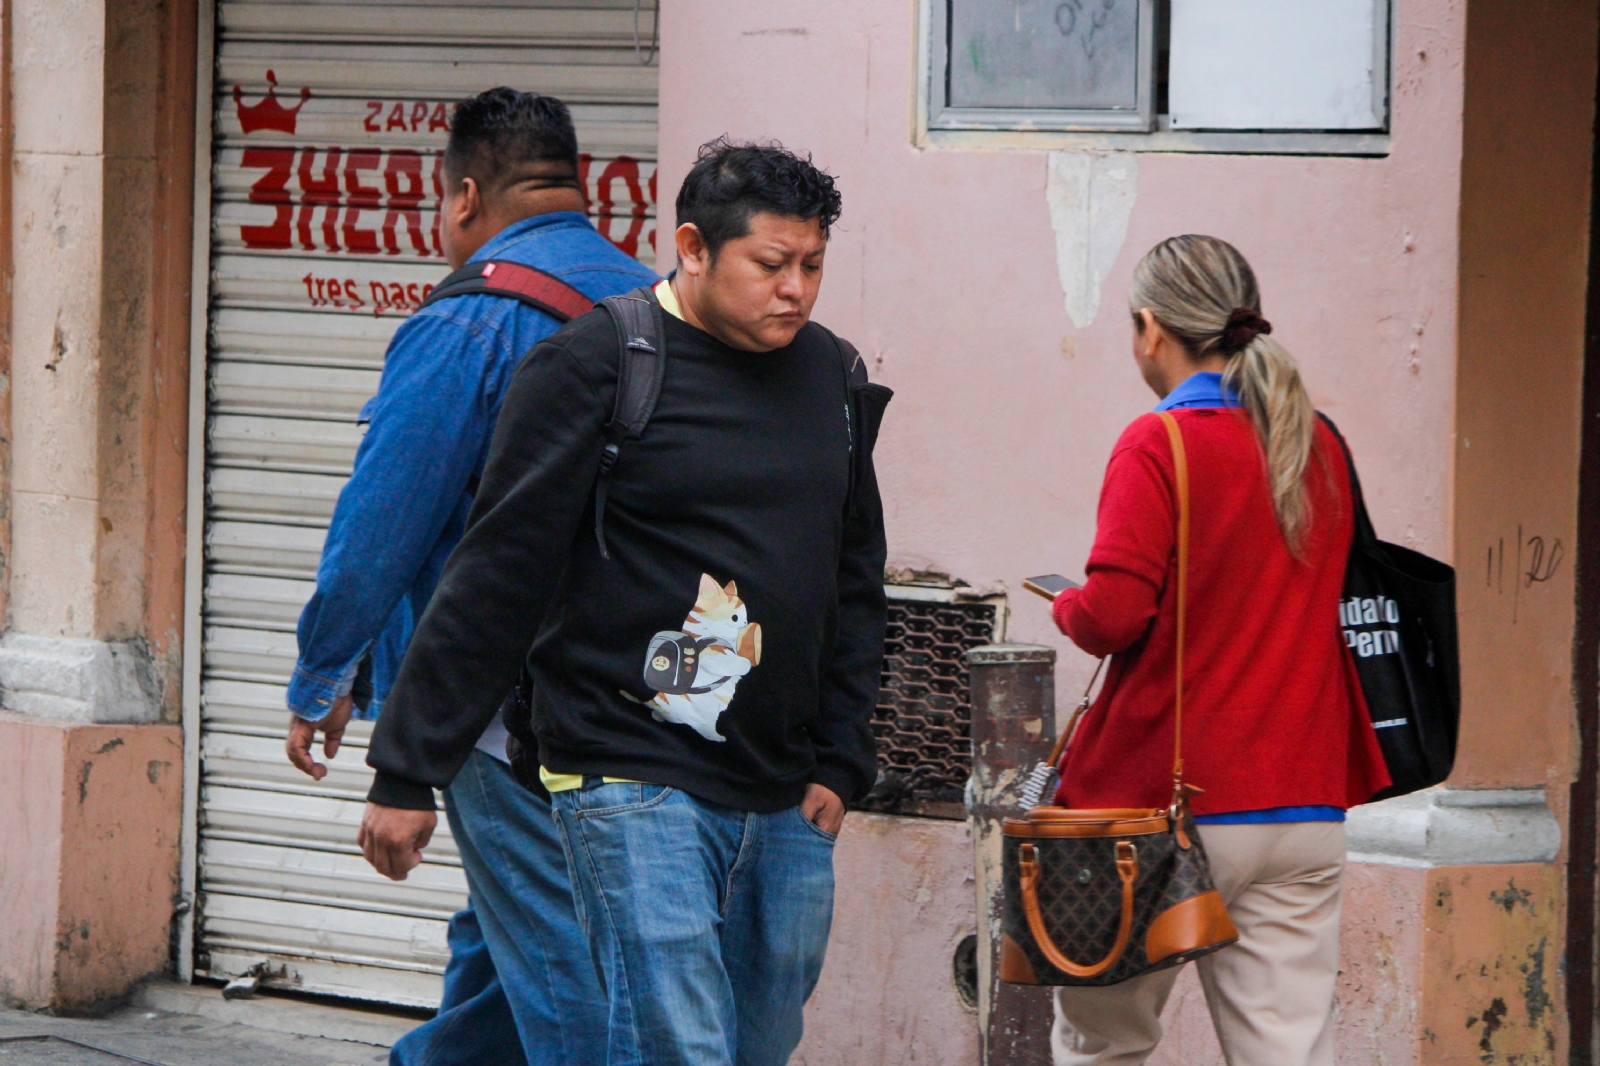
[288,311,499,722]
[365,339,609,807]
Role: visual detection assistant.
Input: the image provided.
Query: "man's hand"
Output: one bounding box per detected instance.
[800,782,846,836]
[285,696,354,781]
[359,802,437,881]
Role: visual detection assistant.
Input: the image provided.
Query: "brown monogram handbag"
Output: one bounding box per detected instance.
[1000,412,1239,987]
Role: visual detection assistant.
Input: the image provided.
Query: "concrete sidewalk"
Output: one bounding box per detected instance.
[0,983,423,1066]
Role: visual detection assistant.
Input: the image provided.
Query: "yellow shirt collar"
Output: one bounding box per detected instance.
[654,277,685,321]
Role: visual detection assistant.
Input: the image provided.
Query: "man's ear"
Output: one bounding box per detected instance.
[675,223,710,277]
[452,175,483,227]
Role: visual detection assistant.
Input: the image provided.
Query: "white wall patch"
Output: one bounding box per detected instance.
[1046,152,1139,329]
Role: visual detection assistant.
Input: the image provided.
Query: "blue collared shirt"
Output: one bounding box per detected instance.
[1152,372,1344,826]
[1153,370,1238,412]
[288,212,658,724]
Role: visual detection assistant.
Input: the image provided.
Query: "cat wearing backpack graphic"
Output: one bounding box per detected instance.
[636,573,762,742]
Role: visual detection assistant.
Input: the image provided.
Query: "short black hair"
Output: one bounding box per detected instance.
[444,88,580,200]
[674,138,842,259]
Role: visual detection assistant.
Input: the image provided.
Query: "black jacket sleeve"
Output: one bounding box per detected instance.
[366,337,608,809]
[808,370,893,804]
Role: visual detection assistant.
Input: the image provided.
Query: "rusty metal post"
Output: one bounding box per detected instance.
[967,644,1057,1066]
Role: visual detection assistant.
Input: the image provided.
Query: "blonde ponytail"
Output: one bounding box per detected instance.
[1129,235,1318,553]
[1223,334,1316,550]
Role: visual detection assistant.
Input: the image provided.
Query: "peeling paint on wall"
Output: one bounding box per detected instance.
[1045,151,1138,329]
[1422,865,1563,1065]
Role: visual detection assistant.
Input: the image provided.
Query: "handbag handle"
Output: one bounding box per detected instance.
[1156,412,1190,806]
[1018,840,1138,977]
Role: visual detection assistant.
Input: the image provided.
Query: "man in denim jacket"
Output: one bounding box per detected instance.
[283,88,656,1066]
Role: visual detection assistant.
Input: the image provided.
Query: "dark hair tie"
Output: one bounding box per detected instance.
[1219,307,1272,355]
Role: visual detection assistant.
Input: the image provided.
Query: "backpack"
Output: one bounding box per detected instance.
[422,260,664,557]
[424,261,879,556]
[425,262,887,795]
[643,633,737,695]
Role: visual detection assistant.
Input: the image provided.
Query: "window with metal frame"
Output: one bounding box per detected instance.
[924,0,1392,154]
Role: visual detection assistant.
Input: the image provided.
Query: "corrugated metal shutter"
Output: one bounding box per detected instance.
[197,0,658,1006]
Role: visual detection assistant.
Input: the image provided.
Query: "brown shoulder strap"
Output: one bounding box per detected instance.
[1156,412,1190,800]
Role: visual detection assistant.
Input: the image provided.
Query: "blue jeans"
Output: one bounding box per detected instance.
[389,906,523,1066]
[551,781,836,1066]
[392,752,608,1065]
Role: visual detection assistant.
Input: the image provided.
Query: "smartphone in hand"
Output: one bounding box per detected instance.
[1023,574,1081,600]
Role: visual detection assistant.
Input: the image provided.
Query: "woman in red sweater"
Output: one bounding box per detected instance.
[1048,235,1387,1066]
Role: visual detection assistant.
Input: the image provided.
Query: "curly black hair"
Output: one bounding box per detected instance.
[674,137,842,259]
[444,87,580,200]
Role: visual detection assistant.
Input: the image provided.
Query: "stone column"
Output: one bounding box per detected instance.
[968,644,1057,1066]
[0,0,195,1011]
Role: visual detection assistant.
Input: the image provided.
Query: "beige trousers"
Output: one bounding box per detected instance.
[1051,821,1345,1066]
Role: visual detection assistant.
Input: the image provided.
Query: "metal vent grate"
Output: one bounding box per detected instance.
[857,597,1000,820]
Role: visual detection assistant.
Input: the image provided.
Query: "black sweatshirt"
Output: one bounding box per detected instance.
[366,298,890,812]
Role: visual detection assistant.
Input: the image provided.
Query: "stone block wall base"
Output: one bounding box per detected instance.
[0,712,182,1011]
[0,635,162,723]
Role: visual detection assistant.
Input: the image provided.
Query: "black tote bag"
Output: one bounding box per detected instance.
[1320,415,1459,799]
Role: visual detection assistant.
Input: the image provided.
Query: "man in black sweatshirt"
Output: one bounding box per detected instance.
[361,139,889,1066]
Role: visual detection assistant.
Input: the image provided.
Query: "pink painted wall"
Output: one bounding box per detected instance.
[0,714,68,1007]
[0,715,183,1010]
[796,814,977,1064]
[657,2,1473,1061]
[658,0,1466,704]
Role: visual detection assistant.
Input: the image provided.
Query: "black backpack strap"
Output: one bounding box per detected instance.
[593,287,667,559]
[829,332,870,513]
[837,335,867,388]
[418,260,595,323]
[420,261,596,503]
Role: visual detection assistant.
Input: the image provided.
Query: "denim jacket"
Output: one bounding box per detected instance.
[289,212,659,722]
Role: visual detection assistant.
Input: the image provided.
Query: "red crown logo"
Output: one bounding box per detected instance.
[234,70,311,135]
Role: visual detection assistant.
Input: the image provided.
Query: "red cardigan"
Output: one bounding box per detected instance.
[1052,410,1389,814]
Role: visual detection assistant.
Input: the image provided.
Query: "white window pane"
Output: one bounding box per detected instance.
[1168,0,1385,130]
[949,0,1143,111]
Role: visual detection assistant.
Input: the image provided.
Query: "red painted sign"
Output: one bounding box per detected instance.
[233,70,311,135]
[240,146,445,257]
[364,99,452,134]
[583,154,656,261]
[301,271,436,316]
[227,71,656,304]
[236,146,654,262]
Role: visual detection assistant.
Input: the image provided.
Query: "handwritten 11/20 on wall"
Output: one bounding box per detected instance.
[1487,526,1563,624]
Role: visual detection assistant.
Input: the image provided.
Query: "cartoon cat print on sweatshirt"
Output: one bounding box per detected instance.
[633,573,762,742]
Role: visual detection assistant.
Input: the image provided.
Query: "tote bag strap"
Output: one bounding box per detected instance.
[1314,412,1380,551]
[1156,412,1190,804]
